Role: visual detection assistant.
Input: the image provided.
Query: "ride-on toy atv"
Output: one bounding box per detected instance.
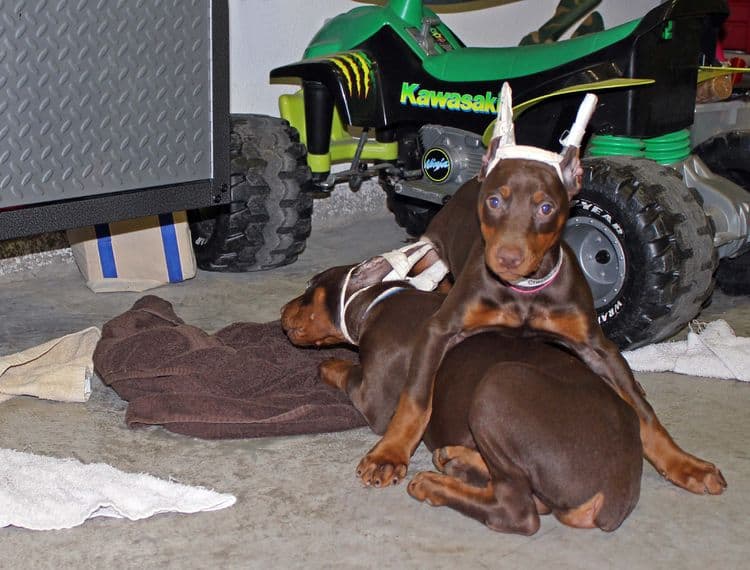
[270,0,750,350]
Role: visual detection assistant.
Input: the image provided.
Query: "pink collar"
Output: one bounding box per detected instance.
[507,250,564,294]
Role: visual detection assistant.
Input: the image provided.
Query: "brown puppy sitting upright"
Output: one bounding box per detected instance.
[355,85,725,495]
[281,266,642,534]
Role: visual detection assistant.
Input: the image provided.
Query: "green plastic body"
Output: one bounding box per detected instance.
[303,1,459,60]
[284,0,645,173]
[304,1,638,82]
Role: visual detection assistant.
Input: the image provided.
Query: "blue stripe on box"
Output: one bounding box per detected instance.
[94,224,118,278]
[158,213,184,283]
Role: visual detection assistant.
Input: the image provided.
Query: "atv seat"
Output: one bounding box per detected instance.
[422,18,640,82]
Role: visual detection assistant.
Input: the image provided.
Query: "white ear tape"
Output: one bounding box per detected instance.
[560,93,598,149]
[486,89,598,183]
[492,82,516,147]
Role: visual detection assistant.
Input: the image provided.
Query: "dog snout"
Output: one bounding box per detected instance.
[496,246,524,270]
[281,298,302,331]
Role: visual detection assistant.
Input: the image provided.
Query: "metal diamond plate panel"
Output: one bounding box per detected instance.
[0,0,213,207]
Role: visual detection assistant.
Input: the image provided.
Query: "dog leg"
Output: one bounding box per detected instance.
[536,314,727,495]
[433,446,490,487]
[318,358,357,391]
[554,492,605,530]
[579,338,725,495]
[355,277,480,487]
[639,419,727,495]
[408,471,540,535]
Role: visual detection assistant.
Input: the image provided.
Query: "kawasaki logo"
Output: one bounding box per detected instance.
[324,51,373,99]
[400,82,497,114]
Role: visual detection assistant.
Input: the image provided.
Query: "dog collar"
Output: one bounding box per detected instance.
[339,273,407,345]
[339,265,360,344]
[507,250,564,294]
[361,286,408,321]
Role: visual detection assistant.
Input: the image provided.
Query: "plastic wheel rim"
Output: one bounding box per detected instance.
[564,215,627,309]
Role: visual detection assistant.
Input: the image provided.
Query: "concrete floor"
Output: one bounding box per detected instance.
[1,212,749,569]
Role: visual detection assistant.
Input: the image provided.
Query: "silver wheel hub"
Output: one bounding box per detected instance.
[564,216,627,309]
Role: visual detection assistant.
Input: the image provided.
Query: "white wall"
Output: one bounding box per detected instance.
[229,0,661,115]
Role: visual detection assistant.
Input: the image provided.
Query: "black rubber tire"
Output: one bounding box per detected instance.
[564,157,717,350]
[714,253,750,295]
[384,191,441,237]
[189,115,313,272]
[693,130,750,295]
[693,130,750,190]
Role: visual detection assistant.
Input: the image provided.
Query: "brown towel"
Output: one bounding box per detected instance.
[93,296,366,439]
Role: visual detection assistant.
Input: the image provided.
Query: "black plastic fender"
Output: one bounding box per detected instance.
[271,51,386,128]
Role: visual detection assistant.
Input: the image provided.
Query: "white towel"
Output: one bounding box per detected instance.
[623,320,750,382]
[0,327,100,403]
[0,449,236,530]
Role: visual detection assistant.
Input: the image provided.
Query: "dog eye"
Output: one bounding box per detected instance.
[487,196,502,209]
[539,203,554,216]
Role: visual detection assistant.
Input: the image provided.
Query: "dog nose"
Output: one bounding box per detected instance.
[497,247,523,269]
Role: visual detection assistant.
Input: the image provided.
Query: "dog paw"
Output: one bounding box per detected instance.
[665,458,727,495]
[432,447,452,472]
[407,472,445,506]
[356,447,409,488]
[432,446,490,486]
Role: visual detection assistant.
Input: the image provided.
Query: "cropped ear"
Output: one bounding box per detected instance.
[478,136,501,182]
[480,82,514,182]
[559,145,583,198]
[348,256,395,289]
[557,92,596,197]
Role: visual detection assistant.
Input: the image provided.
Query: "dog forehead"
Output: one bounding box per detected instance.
[481,159,564,197]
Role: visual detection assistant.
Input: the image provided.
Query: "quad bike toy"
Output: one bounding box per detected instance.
[270,0,750,350]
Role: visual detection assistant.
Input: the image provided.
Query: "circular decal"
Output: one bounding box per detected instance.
[422,147,451,183]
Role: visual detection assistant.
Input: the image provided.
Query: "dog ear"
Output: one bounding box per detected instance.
[349,256,395,289]
[478,136,501,182]
[480,82,514,182]
[559,145,583,198]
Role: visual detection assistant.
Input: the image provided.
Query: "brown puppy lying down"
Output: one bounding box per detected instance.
[282,266,642,534]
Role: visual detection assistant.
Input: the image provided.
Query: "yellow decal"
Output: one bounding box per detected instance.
[324,51,373,99]
[330,58,353,95]
[698,66,746,83]
[341,55,362,97]
[350,52,371,98]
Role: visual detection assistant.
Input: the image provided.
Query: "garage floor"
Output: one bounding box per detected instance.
[1,213,748,569]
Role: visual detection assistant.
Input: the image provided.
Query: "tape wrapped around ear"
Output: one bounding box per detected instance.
[492,82,515,147]
[480,86,597,189]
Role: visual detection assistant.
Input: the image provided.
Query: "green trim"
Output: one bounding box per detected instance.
[661,20,674,40]
[588,130,691,164]
[279,91,398,174]
[390,0,424,28]
[588,135,646,157]
[423,18,640,82]
[307,153,331,174]
[644,130,690,163]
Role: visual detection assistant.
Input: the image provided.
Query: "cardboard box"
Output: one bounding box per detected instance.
[67,212,196,293]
